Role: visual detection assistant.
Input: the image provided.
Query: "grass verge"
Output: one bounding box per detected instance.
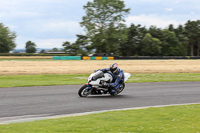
[0,73,200,88]
[0,74,89,88]
[0,104,199,132]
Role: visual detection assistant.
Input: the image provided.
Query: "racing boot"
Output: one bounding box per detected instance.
[110,88,118,96]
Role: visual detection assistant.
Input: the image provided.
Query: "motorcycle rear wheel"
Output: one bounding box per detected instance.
[78,84,91,97]
[117,83,125,94]
[110,83,125,96]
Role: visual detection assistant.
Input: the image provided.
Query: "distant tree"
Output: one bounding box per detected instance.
[51,48,59,52]
[92,23,127,55]
[62,41,71,52]
[120,24,147,56]
[197,20,200,56]
[62,40,79,55]
[0,23,17,53]
[149,26,163,40]
[75,34,89,55]
[63,35,89,56]
[168,24,175,32]
[174,24,189,55]
[80,0,130,54]
[161,30,186,56]
[140,33,162,56]
[185,20,200,56]
[40,49,45,53]
[25,41,36,53]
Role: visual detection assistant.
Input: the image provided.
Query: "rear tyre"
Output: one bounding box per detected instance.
[109,83,125,96]
[117,83,125,94]
[78,84,91,97]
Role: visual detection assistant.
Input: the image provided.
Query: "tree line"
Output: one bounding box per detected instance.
[63,0,200,56]
[120,21,200,56]
[1,0,200,56]
[63,20,200,56]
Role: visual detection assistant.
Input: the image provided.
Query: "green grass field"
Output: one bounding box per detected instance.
[0,104,199,133]
[0,73,200,88]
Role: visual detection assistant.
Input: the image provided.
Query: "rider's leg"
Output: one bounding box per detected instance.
[110,83,122,94]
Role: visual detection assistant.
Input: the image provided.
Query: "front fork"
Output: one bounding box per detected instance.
[86,83,93,91]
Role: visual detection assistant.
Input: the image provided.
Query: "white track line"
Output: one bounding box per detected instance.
[1,102,199,124]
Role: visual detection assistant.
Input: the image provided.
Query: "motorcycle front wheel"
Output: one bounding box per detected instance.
[78,84,91,97]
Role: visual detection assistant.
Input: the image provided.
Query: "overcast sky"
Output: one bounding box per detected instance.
[0,0,199,49]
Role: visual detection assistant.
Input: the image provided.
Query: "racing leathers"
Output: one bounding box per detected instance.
[100,68,124,93]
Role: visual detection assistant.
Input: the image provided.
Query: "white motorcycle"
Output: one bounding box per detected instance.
[78,70,131,97]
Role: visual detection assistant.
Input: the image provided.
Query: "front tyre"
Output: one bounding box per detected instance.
[78,84,91,97]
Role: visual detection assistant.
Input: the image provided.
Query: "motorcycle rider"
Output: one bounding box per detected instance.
[100,63,124,95]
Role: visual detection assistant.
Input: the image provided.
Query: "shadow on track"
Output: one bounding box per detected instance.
[80,94,133,99]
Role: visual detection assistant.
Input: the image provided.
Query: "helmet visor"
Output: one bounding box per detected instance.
[113,68,118,73]
[110,63,118,73]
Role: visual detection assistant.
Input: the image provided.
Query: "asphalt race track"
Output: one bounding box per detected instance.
[0,82,200,123]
